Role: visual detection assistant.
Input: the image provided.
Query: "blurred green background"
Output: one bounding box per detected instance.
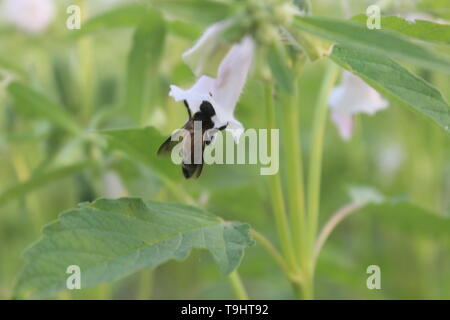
[0,0,450,299]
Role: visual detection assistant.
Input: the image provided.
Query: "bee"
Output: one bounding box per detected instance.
[157,100,227,179]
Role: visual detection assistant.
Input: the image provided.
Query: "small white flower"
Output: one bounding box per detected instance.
[3,0,55,33]
[376,143,405,177]
[169,36,254,142]
[329,71,388,141]
[102,171,127,198]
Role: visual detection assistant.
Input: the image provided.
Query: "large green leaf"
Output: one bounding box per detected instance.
[100,127,181,181]
[7,82,83,136]
[0,162,89,208]
[364,201,450,243]
[331,45,450,132]
[149,0,232,25]
[15,198,253,298]
[351,14,450,44]
[125,11,166,123]
[293,16,450,73]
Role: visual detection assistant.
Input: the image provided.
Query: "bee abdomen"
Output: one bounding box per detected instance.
[182,163,202,179]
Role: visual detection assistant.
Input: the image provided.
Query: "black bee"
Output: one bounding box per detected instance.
[157,100,227,179]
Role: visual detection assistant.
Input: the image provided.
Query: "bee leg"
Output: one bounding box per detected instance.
[183,100,192,119]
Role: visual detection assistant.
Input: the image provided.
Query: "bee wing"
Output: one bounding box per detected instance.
[157,125,190,156]
[182,140,207,179]
[157,136,180,156]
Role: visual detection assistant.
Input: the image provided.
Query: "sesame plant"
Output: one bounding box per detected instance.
[1,0,450,300]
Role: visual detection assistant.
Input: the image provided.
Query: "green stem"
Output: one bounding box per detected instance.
[281,79,307,265]
[251,229,298,280]
[307,62,340,254]
[228,271,248,300]
[95,283,113,300]
[299,62,340,300]
[137,269,153,300]
[313,203,361,266]
[78,0,94,124]
[264,82,298,272]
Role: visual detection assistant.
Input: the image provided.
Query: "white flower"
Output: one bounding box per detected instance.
[376,143,405,177]
[169,36,254,142]
[329,71,388,141]
[3,0,55,34]
[102,171,127,198]
[182,20,231,77]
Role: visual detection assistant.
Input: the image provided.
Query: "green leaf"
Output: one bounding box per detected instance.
[100,127,181,182]
[347,185,385,206]
[363,201,450,243]
[351,14,450,44]
[293,16,450,73]
[0,58,26,78]
[0,162,89,208]
[7,82,83,136]
[168,20,202,40]
[15,198,253,298]
[125,10,166,123]
[69,4,150,37]
[331,45,450,132]
[150,0,232,25]
[293,0,311,13]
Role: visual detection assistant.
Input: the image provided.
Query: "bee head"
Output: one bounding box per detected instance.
[199,101,216,118]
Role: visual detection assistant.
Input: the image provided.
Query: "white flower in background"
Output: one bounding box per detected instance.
[169,36,254,142]
[328,71,389,141]
[102,172,127,199]
[3,0,55,33]
[376,143,405,177]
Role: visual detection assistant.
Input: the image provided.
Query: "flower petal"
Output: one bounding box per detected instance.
[213,36,254,115]
[182,20,231,77]
[169,76,215,114]
[3,0,55,33]
[331,112,353,141]
[329,71,388,140]
[226,118,244,143]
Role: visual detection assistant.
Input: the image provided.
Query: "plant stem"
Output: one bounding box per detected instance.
[251,229,299,280]
[95,283,112,300]
[281,78,307,266]
[313,203,361,265]
[307,62,340,256]
[264,82,298,271]
[137,269,153,300]
[299,61,339,300]
[228,271,248,300]
[78,0,95,124]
